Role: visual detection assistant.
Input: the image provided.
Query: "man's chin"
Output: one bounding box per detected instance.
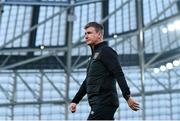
[86,42,92,45]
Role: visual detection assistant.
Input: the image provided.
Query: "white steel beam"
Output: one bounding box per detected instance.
[16,72,39,99]
[40,70,66,101]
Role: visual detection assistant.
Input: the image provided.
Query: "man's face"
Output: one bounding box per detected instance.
[84,27,101,45]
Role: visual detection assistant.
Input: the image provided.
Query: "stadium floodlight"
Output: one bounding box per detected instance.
[174,20,180,30]
[162,27,168,33]
[154,68,160,74]
[166,62,173,70]
[40,45,45,50]
[160,65,166,71]
[173,60,180,67]
[113,34,118,39]
[167,24,175,31]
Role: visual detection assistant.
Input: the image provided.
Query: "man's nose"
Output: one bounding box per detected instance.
[85,35,88,39]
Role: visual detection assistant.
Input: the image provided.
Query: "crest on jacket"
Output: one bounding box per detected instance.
[93,52,100,59]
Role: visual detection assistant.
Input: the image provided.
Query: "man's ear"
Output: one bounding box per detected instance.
[98,32,102,39]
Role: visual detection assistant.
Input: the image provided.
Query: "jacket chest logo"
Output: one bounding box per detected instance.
[93,52,100,59]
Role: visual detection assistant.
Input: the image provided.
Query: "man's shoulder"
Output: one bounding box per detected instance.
[101,46,117,54]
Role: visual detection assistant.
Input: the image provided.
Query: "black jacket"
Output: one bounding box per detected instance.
[71,41,130,107]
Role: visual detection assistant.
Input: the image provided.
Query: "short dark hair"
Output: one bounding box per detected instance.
[84,22,104,35]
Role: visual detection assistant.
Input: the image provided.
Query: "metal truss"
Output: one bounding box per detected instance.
[2,0,104,6]
[0,0,179,70]
[0,70,68,119]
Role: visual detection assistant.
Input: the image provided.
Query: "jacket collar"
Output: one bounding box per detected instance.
[90,41,108,54]
[94,41,108,50]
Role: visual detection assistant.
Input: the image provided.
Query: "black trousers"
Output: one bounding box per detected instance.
[87,105,117,120]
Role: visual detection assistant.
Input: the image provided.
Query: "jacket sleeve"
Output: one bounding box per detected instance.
[71,79,87,104]
[100,47,130,100]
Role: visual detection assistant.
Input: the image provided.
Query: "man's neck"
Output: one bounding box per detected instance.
[93,40,103,46]
[90,40,104,52]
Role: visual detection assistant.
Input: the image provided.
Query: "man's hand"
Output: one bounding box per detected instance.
[127,96,140,111]
[69,103,77,113]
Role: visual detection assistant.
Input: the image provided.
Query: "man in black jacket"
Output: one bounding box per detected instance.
[70,22,139,120]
